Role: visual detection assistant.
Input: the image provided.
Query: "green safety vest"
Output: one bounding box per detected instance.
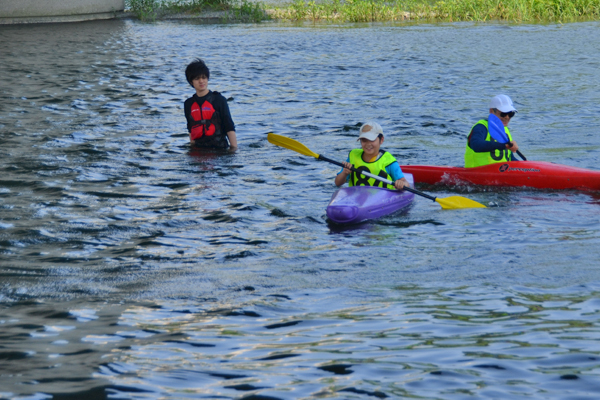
[464,119,514,168]
[348,149,397,190]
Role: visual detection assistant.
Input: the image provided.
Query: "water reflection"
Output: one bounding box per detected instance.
[92,285,600,399]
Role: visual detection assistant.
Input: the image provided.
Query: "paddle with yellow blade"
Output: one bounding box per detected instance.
[267,133,486,210]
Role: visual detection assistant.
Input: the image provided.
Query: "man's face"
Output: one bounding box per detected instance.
[192,75,209,95]
[491,108,515,127]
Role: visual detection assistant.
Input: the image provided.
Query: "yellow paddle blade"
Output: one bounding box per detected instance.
[267,133,319,159]
[436,196,487,209]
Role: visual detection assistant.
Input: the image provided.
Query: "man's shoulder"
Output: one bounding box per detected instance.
[209,91,229,103]
[184,92,225,104]
[184,94,196,105]
[471,122,488,133]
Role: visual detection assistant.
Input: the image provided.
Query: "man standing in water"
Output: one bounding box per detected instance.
[465,94,519,167]
[184,59,237,151]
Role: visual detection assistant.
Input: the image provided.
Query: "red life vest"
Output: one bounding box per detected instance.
[190,100,218,141]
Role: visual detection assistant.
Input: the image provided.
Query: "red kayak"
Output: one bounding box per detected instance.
[400,161,600,191]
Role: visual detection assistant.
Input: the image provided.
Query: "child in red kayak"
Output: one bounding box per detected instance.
[334,121,409,190]
[184,59,238,151]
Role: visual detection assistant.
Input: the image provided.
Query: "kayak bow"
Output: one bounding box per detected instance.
[326,174,415,224]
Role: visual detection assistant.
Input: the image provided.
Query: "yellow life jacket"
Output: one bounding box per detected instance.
[348,149,397,190]
[464,119,514,168]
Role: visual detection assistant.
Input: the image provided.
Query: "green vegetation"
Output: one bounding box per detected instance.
[272,0,600,23]
[428,0,600,23]
[272,0,411,22]
[126,0,600,23]
[125,0,269,22]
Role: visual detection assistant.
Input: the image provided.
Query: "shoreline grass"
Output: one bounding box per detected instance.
[273,0,600,23]
[125,0,269,22]
[126,0,600,23]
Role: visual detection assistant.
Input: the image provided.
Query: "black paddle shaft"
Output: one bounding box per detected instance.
[317,154,438,202]
[507,143,527,161]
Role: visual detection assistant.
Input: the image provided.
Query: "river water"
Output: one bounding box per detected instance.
[1,18,600,399]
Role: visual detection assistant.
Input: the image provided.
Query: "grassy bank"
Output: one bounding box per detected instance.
[272,0,600,23]
[125,0,269,22]
[126,0,600,23]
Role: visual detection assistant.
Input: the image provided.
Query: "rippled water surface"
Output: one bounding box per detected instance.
[1,19,600,399]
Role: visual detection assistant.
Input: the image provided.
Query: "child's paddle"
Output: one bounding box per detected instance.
[488,113,527,161]
[267,133,486,210]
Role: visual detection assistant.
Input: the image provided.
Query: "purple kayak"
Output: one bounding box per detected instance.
[326,173,415,224]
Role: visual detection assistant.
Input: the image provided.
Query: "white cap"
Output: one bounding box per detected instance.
[490,94,517,113]
[358,121,383,141]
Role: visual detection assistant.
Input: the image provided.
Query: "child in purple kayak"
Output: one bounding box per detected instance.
[334,121,409,190]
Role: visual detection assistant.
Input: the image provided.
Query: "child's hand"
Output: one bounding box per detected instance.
[334,162,353,187]
[394,178,409,190]
[341,161,353,175]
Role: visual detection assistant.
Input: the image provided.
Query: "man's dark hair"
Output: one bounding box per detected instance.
[185,59,210,86]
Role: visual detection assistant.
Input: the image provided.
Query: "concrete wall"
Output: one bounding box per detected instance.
[0,0,125,24]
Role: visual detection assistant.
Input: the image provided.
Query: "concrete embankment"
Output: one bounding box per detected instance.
[0,0,124,24]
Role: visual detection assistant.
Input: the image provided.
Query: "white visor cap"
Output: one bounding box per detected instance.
[359,122,383,141]
[490,94,517,113]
